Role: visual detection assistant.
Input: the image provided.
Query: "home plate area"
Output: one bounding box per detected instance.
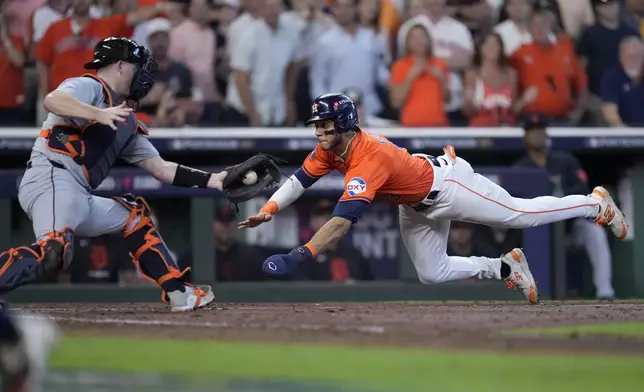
[17,301,644,355]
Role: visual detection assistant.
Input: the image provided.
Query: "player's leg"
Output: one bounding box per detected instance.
[399,205,538,303]
[76,194,214,312]
[571,219,615,299]
[0,167,86,293]
[431,151,627,239]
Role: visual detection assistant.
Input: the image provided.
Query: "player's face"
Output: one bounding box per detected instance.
[505,0,531,22]
[313,119,341,151]
[596,2,620,22]
[117,61,138,96]
[523,128,549,151]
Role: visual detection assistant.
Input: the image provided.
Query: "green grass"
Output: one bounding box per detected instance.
[51,336,644,392]
[513,322,644,338]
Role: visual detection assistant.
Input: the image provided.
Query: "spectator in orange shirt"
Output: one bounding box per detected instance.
[510,9,588,125]
[462,32,537,126]
[35,0,174,97]
[0,14,27,125]
[389,24,450,126]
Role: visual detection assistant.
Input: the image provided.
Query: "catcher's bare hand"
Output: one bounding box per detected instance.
[95,102,133,130]
[207,171,227,191]
[238,212,272,229]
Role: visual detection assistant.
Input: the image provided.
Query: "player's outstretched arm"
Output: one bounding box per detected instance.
[136,155,226,190]
[238,174,307,229]
[262,216,353,276]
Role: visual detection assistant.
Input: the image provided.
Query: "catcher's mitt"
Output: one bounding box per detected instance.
[222,153,285,204]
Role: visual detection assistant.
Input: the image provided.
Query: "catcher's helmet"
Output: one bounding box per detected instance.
[84,37,157,104]
[304,93,359,133]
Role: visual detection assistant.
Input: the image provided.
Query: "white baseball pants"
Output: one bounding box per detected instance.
[400,154,601,284]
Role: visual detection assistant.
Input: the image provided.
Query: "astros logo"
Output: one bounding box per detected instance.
[312,103,318,113]
[347,177,367,196]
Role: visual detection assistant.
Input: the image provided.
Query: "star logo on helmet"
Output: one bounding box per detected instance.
[333,102,339,110]
[312,103,318,113]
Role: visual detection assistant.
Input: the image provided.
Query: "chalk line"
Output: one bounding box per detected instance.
[16,313,385,334]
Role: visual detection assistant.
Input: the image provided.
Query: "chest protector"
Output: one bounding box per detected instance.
[40,74,149,189]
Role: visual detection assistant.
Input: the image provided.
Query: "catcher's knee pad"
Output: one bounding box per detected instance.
[113,194,189,292]
[0,227,74,293]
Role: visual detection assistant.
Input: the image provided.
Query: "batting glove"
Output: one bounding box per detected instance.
[262,246,313,276]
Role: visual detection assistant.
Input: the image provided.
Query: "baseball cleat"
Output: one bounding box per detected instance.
[590,186,629,240]
[167,284,215,312]
[502,248,539,304]
[1,314,60,392]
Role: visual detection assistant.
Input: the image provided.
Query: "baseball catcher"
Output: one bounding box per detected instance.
[0,37,280,311]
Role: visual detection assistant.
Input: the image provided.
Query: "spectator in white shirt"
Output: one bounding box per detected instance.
[227,0,262,55]
[226,0,304,126]
[494,0,533,56]
[396,0,473,125]
[310,0,390,118]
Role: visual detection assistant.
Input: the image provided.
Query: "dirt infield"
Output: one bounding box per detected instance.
[17,302,644,355]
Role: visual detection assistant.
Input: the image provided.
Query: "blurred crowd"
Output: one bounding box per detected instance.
[1,0,643,128]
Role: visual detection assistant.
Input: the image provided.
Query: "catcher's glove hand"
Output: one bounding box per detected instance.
[222,153,285,204]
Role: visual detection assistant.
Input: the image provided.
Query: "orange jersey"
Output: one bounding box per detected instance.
[301,129,434,205]
[0,36,25,109]
[35,15,134,93]
[510,36,587,117]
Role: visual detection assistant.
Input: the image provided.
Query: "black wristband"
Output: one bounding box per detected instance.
[172,165,211,188]
[288,246,314,263]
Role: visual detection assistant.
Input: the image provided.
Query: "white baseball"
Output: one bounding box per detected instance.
[242,170,258,185]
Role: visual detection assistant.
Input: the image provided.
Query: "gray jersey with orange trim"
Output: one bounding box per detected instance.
[30,76,160,189]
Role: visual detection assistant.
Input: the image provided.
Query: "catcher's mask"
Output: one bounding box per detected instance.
[305,93,359,135]
[84,37,157,106]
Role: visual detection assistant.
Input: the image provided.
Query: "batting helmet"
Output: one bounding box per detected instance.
[84,37,157,104]
[304,93,359,133]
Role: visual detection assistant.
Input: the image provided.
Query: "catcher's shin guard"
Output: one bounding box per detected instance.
[0,228,74,293]
[113,194,190,300]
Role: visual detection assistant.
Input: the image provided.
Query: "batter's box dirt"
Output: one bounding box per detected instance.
[16,302,644,355]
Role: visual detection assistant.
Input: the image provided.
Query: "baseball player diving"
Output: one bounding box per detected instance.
[240,93,629,304]
[0,37,281,312]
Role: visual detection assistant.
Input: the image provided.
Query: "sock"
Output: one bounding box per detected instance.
[500,261,511,279]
